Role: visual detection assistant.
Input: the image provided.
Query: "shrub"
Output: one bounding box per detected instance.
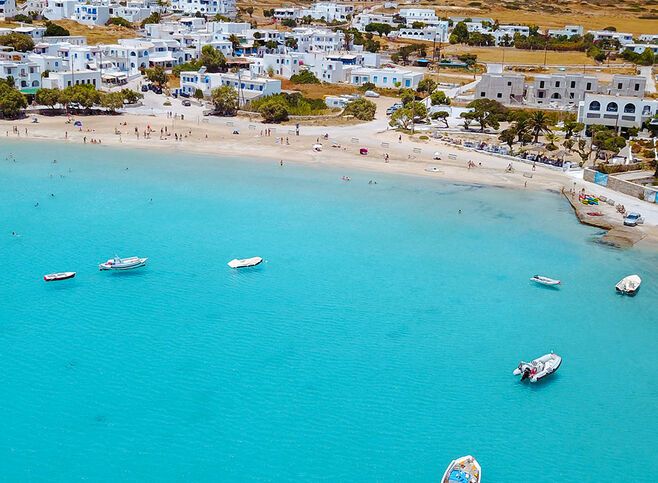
[342,98,376,121]
[290,70,320,84]
[259,100,289,123]
[44,22,70,37]
[248,93,326,116]
[106,17,133,28]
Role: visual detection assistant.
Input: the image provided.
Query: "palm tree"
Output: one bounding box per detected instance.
[513,117,529,144]
[529,111,551,143]
[228,34,241,53]
[545,132,559,149]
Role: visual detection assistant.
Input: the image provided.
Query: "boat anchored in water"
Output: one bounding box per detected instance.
[43,272,76,282]
[99,256,147,271]
[513,353,562,382]
[530,275,560,286]
[228,257,263,269]
[615,275,641,296]
[441,455,481,483]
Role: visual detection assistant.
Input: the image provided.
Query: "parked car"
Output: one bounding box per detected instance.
[182,99,191,106]
[151,85,162,94]
[364,90,380,98]
[140,84,149,92]
[623,212,644,226]
[179,91,190,98]
[386,105,401,116]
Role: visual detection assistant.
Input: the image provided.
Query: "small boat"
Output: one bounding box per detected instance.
[530,275,560,286]
[441,455,481,483]
[228,257,263,269]
[513,353,562,382]
[615,274,641,295]
[99,256,147,271]
[43,271,76,282]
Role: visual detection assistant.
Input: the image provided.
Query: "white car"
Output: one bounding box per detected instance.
[623,212,644,226]
[432,152,442,160]
[364,90,380,98]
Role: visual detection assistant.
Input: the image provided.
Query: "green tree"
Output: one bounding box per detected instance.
[0,82,27,118]
[140,12,161,27]
[193,88,204,100]
[145,65,167,87]
[637,49,655,66]
[411,21,425,29]
[244,6,254,18]
[399,88,415,105]
[431,110,449,128]
[259,99,289,123]
[0,33,34,52]
[342,97,376,121]
[563,118,584,138]
[290,70,320,84]
[364,22,393,37]
[529,110,552,143]
[285,37,298,49]
[416,78,437,96]
[499,128,516,150]
[120,88,143,104]
[210,85,238,115]
[449,21,469,44]
[430,90,450,105]
[200,45,227,72]
[228,34,241,52]
[44,22,70,37]
[100,91,125,112]
[465,98,508,132]
[35,87,61,108]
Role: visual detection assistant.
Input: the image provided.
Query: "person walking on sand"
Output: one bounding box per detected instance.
[280,159,283,166]
[398,135,402,143]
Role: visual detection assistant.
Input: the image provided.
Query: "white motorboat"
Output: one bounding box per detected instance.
[228,257,263,269]
[441,455,481,483]
[99,256,147,271]
[530,275,560,286]
[44,271,76,282]
[615,275,641,295]
[513,353,562,382]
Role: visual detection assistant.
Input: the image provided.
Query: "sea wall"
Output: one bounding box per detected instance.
[584,168,658,202]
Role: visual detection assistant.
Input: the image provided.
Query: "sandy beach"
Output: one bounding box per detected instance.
[3,111,658,249]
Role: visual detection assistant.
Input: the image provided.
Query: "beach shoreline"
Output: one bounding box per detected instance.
[3,113,658,250]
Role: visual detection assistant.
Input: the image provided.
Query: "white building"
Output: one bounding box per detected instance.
[624,43,658,55]
[0,59,41,89]
[350,67,422,89]
[396,23,449,43]
[351,12,395,32]
[492,25,529,45]
[13,26,47,40]
[0,0,16,19]
[526,73,598,106]
[73,4,110,26]
[42,68,101,89]
[179,68,280,102]
[588,30,634,46]
[170,0,236,17]
[578,93,658,130]
[43,0,78,20]
[475,73,525,104]
[292,27,344,53]
[274,2,353,22]
[638,34,658,43]
[547,25,584,38]
[399,8,438,26]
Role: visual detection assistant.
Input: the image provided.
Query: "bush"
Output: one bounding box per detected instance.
[259,100,289,123]
[44,22,70,37]
[106,17,133,28]
[359,82,376,92]
[290,70,320,84]
[281,19,297,28]
[11,14,33,23]
[140,12,161,28]
[0,33,34,52]
[248,93,326,116]
[342,98,376,121]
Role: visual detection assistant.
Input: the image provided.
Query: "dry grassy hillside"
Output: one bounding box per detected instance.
[238,0,658,35]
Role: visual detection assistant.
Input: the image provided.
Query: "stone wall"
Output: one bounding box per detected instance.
[585,168,658,201]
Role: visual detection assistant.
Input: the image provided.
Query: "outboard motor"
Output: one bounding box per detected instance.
[521,367,531,381]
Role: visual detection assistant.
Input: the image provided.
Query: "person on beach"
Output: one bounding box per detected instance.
[280,160,283,166]
[398,135,402,143]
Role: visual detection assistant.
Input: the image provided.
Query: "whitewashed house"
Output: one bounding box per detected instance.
[396,23,449,43]
[42,69,101,89]
[179,68,280,101]
[350,67,422,89]
[0,59,41,89]
[0,0,16,19]
[170,0,236,17]
[399,8,438,26]
[578,94,658,130]
[547,25,584,38]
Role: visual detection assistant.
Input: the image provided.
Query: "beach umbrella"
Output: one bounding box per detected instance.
[74,120,82,127]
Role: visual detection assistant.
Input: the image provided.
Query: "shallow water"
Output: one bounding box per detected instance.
[1,141,657,482]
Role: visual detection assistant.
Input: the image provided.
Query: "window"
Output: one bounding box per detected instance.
[539,81,545,88]
[606,102,618,112]
[538,92,545,98]
[497,93,502,98]
[589,100,600,111]
[634,83,640,91]
[555,81,560,88]
[617,83,622,89]
[480,92,485,97]
[570,81,575,88]
[586,82,592,90]
[507,81,511,86]
[623,103,635,113]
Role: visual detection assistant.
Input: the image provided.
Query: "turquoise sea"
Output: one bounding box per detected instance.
[1,140,657,482]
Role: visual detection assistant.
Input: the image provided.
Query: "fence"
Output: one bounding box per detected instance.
[584,168,658,203]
